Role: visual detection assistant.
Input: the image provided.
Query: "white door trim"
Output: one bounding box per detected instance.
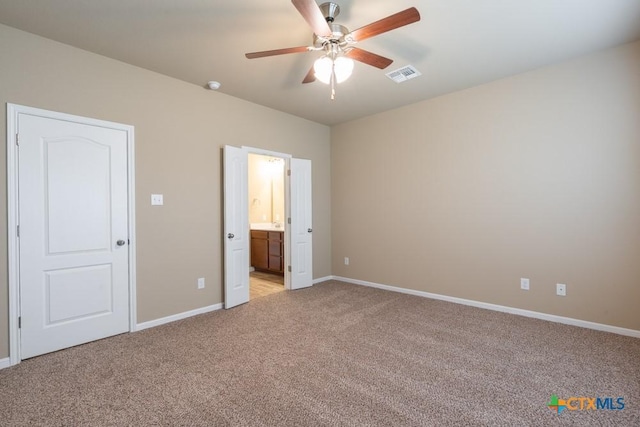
[6,103,137,366]
[241,146,292,160]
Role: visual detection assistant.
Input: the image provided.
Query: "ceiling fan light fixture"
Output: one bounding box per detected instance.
[313,56,354,84]
[245,2,421,100]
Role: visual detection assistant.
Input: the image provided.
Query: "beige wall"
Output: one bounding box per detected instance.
[0,24,331,358]
[332,41,640,330]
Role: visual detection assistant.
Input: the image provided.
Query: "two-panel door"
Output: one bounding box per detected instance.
[18,112,131,359]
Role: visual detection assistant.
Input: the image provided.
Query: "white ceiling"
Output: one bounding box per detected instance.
[1,0,639,125]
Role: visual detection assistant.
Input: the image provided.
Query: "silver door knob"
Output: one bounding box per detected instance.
[307,228,312,233]
[227,233,235,239]
[116,240,126,246]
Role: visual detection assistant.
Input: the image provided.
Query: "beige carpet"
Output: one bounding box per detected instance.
[1,280,638,426]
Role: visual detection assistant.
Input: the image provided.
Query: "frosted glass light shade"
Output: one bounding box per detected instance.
[313,56,354,84]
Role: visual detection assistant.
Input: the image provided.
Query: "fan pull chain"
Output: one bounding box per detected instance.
[330,61,337,100]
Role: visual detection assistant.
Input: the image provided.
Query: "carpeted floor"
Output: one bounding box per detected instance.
[1,280,639,426]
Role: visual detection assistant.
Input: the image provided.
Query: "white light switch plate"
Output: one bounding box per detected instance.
[151,194,164,206]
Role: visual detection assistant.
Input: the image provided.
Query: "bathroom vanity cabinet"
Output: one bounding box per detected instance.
[250,230,284,274]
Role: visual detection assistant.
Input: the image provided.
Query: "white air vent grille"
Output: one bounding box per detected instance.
[386,65,421,83]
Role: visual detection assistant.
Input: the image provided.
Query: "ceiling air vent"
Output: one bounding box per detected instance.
[386,65,421,83]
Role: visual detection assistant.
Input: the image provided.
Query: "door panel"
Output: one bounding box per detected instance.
[251,237,269,270]
[46,138,112,254]
[290,158,313,290]
[223,146,249,308]
[46,265,113,324]
[19,113,130,359]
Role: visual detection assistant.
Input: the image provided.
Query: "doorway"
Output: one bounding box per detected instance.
[7,104,137,365]
[223,146,313,309]
[248,154,286,300]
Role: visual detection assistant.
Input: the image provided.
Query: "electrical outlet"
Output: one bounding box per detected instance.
[556,283,566,296]
[344,257,349,265]
[197,277,205,289]
[520,278,530,290]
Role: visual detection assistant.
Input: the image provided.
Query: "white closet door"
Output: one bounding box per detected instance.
[19,113,130,359]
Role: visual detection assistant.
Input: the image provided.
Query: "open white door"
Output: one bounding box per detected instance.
[290,158,313,290]
[223,146,249,308]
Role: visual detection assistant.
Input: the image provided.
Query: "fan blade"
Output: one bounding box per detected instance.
[292,0,332,37]
[348,7,420,42]
[302,65,316,84]
[345,48,393,69]
[245,46,310,59]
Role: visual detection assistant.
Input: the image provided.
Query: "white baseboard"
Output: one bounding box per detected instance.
[332,276,640,339]
[0,357,11,370]
[135,303,223,332]
[313,275,334,285]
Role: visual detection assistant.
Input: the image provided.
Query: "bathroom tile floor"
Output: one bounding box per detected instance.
[250,271,285,300]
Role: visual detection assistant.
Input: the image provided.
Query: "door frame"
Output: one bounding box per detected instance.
[6,103,137,366]
[242,146,293,290]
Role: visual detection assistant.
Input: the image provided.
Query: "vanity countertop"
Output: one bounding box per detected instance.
[250,223,285,232]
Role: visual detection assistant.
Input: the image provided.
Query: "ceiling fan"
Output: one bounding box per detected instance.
[245,0,421,100]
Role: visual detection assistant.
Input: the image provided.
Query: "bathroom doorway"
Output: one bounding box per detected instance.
[248,153,286,300]
[223,145,312,308]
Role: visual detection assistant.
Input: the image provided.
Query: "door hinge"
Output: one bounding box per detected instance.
[288,266,292,272]
[16,133,19,146]
[287,169,291,176]
[287,217,291,224]
[17,225,20,237]
[18,317,21,328]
